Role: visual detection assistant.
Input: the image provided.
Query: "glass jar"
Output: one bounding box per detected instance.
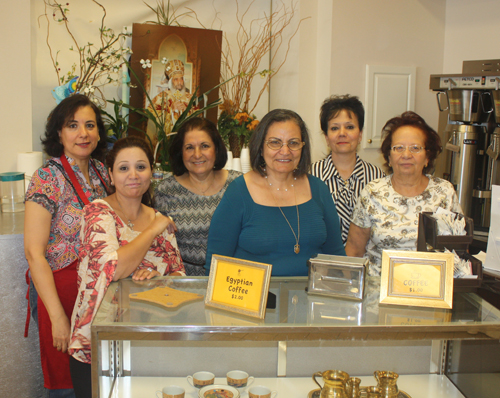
[0,172,25,213]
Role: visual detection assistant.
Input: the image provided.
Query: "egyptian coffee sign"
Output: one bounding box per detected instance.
[205,255,272,319]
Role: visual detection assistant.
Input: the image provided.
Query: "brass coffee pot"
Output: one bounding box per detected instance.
[313,370,359,398]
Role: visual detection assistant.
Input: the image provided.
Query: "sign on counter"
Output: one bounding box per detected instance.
[205,255,272,319]
[380,250,454,309]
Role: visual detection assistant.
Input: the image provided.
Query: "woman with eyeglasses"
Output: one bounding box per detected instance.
[345,111,462,276]
[205,109,345,276]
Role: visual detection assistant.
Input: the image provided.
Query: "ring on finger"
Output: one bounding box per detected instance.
[147,267,153,272]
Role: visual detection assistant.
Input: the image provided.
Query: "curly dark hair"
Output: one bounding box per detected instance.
[168,117,227,176]
[319,94,365,134]
[105,136,154,206]
[249,109,311,177]
[380,111,442,175]
[41,94,107,161]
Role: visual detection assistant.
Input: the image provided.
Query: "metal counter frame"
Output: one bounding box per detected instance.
[90,276,500,397]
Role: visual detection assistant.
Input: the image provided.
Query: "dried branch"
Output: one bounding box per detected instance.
[41,0,132,106]
[219,0,305,115]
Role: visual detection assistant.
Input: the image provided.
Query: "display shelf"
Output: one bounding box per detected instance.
[101,375,465,398]
[91,277,500,398]
[91,277,500,342]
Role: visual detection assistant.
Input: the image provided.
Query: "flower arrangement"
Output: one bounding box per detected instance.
[217,0,304,156]
[42,0,132,107]
[218,111,259,158]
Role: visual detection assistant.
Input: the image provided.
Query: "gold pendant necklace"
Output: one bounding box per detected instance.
[267,178,300,254]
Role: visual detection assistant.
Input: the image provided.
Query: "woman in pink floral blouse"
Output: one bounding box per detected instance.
[68,137,184,397]
[24,94,110,397]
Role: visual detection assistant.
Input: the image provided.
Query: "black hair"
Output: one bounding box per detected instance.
[168,117,227,176]
[42,94,107,161]
[319,94,364,134]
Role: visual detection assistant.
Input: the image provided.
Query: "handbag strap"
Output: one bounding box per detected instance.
[60,155,90,206]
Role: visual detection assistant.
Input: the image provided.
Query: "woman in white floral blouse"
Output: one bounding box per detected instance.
[345,111,462,276]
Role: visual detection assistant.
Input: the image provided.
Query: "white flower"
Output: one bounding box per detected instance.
[141,59,152,69]
[161,57,168,64]
[84,87,90,94]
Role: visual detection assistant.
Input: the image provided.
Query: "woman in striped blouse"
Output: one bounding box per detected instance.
[311,95,384,244]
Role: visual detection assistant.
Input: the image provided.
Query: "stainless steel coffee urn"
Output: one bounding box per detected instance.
[430,60,500,230]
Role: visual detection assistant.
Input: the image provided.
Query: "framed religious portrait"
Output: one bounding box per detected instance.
[129,24,222,144]
[205,255,272,319]
[380,250,454,309]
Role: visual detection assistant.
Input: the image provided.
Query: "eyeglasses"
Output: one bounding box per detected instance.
[391,145,425,154]
[265,139,305,151]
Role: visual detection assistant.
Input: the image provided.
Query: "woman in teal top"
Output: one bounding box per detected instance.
[205,109,345,276]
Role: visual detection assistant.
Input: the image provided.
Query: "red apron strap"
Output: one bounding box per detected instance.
[24,269,31,338]
[60,154,90,206]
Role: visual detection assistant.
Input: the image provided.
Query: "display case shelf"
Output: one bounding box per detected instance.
[101,375,466,398]
[91,277,500,398]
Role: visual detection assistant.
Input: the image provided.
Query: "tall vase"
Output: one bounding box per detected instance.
[240,146,251,173]
[232,158,242,172]
[225,150,233,170]
[228,132,245,158]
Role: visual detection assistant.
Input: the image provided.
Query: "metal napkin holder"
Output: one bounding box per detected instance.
[307,254,368,301]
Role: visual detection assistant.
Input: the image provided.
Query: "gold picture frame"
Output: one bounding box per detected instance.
[205,255,272,319]
[380,250,454,309]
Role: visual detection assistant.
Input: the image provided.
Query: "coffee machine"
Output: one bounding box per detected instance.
[430,60,500,230]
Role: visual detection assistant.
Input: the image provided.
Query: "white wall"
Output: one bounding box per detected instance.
[0,0,33,173]
[271,0,448,167]
[325,0,447,168]
[1,0,498,172]
[443,0,500,73]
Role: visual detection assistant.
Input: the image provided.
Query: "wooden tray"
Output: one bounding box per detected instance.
[129,286,204,310]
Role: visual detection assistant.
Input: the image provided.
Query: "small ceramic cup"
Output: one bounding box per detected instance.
[248,385,278,398]
[155,385,185,398]
[187,371,215,388]
[226,370,255,388]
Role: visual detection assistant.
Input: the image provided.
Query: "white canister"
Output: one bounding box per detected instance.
[240,147,251,173]
[0,172,25,213]
[232,158,242,172]
[225,150,233,170]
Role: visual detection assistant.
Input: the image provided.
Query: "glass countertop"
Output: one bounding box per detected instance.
[92,277,500,341]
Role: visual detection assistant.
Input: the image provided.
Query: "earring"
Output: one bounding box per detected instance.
[110,181,114,186]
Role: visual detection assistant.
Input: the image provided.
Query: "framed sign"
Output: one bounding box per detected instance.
[380,250,454,309]
[205,255,272,319]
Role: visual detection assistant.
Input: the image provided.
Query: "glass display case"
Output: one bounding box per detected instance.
[91,276,500,398]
